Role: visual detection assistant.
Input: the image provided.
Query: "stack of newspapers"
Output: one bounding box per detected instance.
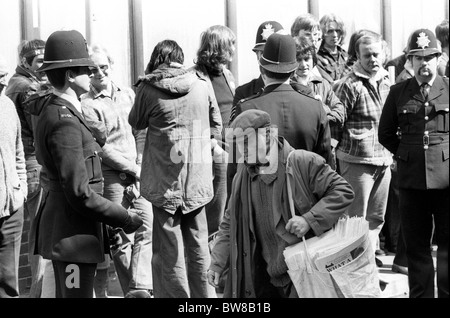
[284,216,369,273]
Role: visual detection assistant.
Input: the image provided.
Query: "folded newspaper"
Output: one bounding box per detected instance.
[284,216,369,273]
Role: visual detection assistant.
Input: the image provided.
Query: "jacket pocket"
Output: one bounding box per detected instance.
[443,147,449,162]
[10,183,25,212]
[397,104,420,134]
[348,127,374,140]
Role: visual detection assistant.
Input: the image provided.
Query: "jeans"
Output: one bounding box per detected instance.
[152,205,214,298]
[0,207,24,298]
[338,160,391,252]
[205,162,227,237]
[400,188,449,298]
[102,170,153,294]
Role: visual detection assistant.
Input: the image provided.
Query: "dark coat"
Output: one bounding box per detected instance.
[235,83,332,165]
[232,76,264,108]
[210,138,354,297]
[379,76,449,190]
[29,94,131,263]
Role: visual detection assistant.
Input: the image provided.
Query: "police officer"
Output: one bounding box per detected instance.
[28,30,143,298]
[379,28,449,298]
[227,21,285,203]
[234,32,332,164]
[230,20,284,121]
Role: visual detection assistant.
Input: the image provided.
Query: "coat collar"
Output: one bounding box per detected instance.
[426,76,444,102]
[262,82,294,95]
[408,75,444,102]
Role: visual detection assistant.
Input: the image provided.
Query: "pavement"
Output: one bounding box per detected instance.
[378,246,438,298]
[377,252,409,298]
[103,247,439,298]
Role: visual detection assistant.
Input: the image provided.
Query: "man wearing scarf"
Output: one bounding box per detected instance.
[207,109,354,298]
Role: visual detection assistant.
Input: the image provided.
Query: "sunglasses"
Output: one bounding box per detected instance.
[89,65,109,74]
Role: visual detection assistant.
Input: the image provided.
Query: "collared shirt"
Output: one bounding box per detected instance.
[90,82,115,100]
[416,77,436,92]
[317,45,348,83]
[54,90,82,114]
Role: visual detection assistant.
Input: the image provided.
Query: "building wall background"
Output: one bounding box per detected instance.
[0,0,448,297]
[1,0,448,88]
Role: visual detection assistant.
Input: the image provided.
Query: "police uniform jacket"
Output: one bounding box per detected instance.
[29,94,131,263]
[232,76,264,108]
[235,83,333,165]
[379,75,449,190]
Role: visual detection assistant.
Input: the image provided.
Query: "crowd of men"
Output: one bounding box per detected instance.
[0,13,448,299]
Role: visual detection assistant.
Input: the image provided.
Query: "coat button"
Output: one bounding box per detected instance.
[403,110,407,113]
[425,116,429,120]
[119,173,127,180]
[424,131,429,135]
[424,145,429,150]
[446,108,449,112]
[424,102,429,106]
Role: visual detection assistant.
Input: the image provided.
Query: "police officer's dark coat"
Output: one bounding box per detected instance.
[379,75,449,190]
[235,83,333,165]
[29,94,130,263]
[232,76,265,110]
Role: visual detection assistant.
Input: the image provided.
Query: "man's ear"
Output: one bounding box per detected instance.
[66,70,75,83]
[21,56,30,69]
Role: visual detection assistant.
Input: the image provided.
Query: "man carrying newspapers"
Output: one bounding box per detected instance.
[207,109,355,298]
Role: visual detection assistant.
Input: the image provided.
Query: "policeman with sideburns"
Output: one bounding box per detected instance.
[27,30,143,298]
[379,28,449,298]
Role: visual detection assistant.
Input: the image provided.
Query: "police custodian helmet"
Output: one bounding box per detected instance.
[407,28,442,57]
[37,30,96,72]
[253,21,284,52]
[259,33,299,74]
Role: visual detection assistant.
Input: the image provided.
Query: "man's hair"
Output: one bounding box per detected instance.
[294,36,318,66]
[145,39,184,74]
[89,44,114,65]
[195,25,236,76]
[290,13,320,38]
[259,65,294,80]
[355,33,383,58]
[347,29,380,63]
[319,13,346,45]
[46,66,84,89]
[19,39,45,65]
[435,19,449,49]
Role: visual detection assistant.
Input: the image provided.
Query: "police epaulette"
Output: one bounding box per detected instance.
[238,90,263,105]
[58,106,73,119]
[229,90,264,123]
